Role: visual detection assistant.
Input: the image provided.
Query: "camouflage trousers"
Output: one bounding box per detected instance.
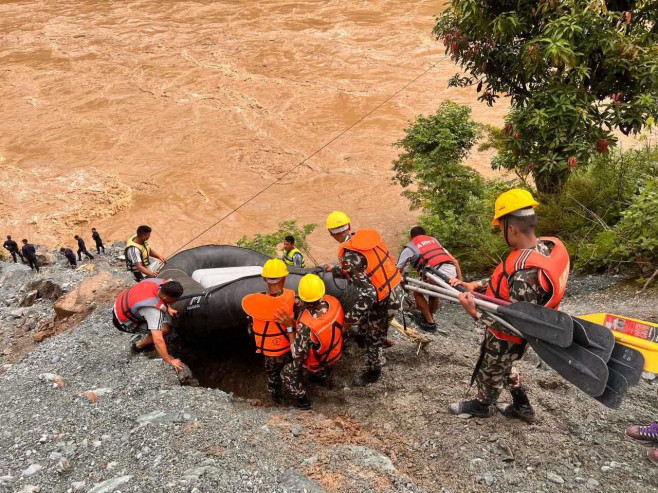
[476,329,527,404]
[281,360,331,399]
[264,353,292,399]
[356,285,404,372]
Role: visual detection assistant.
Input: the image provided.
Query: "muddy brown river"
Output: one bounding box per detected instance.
[1,0,508,261]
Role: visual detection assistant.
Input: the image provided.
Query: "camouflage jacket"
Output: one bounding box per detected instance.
[290,300,330,361]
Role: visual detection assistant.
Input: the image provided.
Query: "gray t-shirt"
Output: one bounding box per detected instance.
[397,241,457,278]
[126,246,148,272]
[115,306,171,333]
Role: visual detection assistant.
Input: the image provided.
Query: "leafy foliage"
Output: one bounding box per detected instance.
[236,221,318,260]
[434,0,658,193]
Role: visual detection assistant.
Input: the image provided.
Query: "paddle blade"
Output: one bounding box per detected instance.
[498,302,573,348]
[528,338,608,397]
[608,343,644,386]
[593,368,629,409]
[573,318,615,362]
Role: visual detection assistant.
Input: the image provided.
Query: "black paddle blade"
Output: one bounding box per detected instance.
[528,337,608,397]
[608,343,644,386]
[573,318,615,362]
[593,367,629,409]
[498,302,573,348]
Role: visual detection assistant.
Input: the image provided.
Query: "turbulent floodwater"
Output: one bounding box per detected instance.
[1,0,507,261]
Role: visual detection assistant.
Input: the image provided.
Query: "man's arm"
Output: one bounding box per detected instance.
[127,247,157,277]
[149,248,167,263]
[454,259,463,281]
[151,328,184,371]
[396,247,414,272]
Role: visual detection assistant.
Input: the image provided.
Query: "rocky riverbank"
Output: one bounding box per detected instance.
[0,256,657,492]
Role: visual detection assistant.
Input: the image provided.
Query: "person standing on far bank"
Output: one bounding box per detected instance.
[74,235,94,261]
[3,235,24,263]
[91,228,105,254]
[21,239,39,273]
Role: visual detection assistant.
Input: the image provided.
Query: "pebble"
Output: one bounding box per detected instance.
[291,425,303,437]
[483,472,494,486]
[547,472,565,484]
[586,478,600,489]
[601,465,612,472]
[21,464,42,477]
[57,457,70,473]
[51,356,61,364]
[642,372,655,381]
[71,481,86,492]
[458,413,472,419]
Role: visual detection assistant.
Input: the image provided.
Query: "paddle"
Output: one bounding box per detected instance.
[608,342,645,386]
[593,367,628,409]
[403,283,609,397]
[572,318,615,362]
[417,274,574,348]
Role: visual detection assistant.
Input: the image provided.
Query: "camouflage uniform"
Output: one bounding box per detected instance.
[330,234,404,372]
[281,300,330,399]
[474,241,552,404]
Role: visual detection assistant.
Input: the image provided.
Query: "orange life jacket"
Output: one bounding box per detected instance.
[115,278,166,324]
[299,295,344,373]
[409,234,456,272]
[242,289,295,357]
[486,237,570,343]
[338,230,402,301]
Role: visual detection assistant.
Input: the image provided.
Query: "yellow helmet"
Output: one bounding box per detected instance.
[262,258,289,279]
[326,211,351,231]
[298,274,326,302]
[491,189,539,227]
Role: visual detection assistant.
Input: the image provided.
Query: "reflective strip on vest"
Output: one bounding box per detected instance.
[282,247,306,268]
[114,278,165,324]
[409,235,456,272]
[486,237,570,343]
[242,289,295,356]
[338,230,402,301]
[299,295,344,372]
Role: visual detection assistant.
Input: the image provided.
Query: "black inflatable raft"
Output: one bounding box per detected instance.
[159,245,356,341]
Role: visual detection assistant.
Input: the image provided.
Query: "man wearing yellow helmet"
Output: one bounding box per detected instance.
[449,189,570,421]
[275,274,344,410]
[241,259,301,405]
[324,211,403,386]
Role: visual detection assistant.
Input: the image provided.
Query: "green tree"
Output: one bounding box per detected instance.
[434,0,658,193]
[236,220,318,261]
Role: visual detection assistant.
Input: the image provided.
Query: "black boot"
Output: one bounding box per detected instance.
[293,395,312,410]
[448,399,496,418]
[272,392,284,406]
[352,369,381,387]
[499,386,536,423]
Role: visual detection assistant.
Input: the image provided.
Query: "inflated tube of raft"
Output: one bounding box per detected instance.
[158,245,357,341]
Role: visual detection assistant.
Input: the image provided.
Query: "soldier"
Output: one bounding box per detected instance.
[59,247,77,269]
[277,274,344,410]
[3,235,24,263]
[324,211,403,386]
[242,259,300,405]
[91,228,105,254]
[449,189,570,421]
[21,239,40,273]
[74,235,94,261]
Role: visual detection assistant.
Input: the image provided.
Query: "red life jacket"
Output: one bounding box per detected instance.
[486,237,570,343]
[242,289,295,357]
[338,230,402,301]
[409,235,456,272]
[300,295,344,373]
[115,278,166,324]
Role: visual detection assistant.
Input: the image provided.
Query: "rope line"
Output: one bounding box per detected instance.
[167,60,443,257]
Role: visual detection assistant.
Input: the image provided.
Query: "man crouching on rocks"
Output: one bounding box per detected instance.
[112,278,186,372]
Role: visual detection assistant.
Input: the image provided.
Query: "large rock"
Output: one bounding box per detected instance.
[54,271,128,319]
[27,279,64,301]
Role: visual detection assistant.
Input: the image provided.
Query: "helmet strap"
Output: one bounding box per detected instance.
[502,215,511,247]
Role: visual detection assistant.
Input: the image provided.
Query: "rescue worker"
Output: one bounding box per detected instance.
[74,235,94,261]
[59,247,77,269]
[112,278,186,372]
[325,211,403,386]
[276,274,344,410]
[282,235,306,268]
[125,225,167,282]
[91,227,105,254]
[449,189,570,421]
[396,226,462,331]
[3,235,24,263]
[21,239,40,273]
[242,259,299,405]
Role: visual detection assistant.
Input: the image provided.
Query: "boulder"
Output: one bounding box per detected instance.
[19,290,38,307]
[27,279,64,301]
[54,271,128,319]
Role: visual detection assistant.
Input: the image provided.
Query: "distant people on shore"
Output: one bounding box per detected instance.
[74,235,95,261]
[91,227,105,254]
[3,235,24,263]
[125,225,167,282]
[60,247,77,269]
[21,239,39,273]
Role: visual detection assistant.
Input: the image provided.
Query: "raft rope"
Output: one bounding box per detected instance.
[167,58,446,258]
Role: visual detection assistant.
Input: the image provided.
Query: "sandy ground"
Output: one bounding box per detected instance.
[1,0,511,261]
